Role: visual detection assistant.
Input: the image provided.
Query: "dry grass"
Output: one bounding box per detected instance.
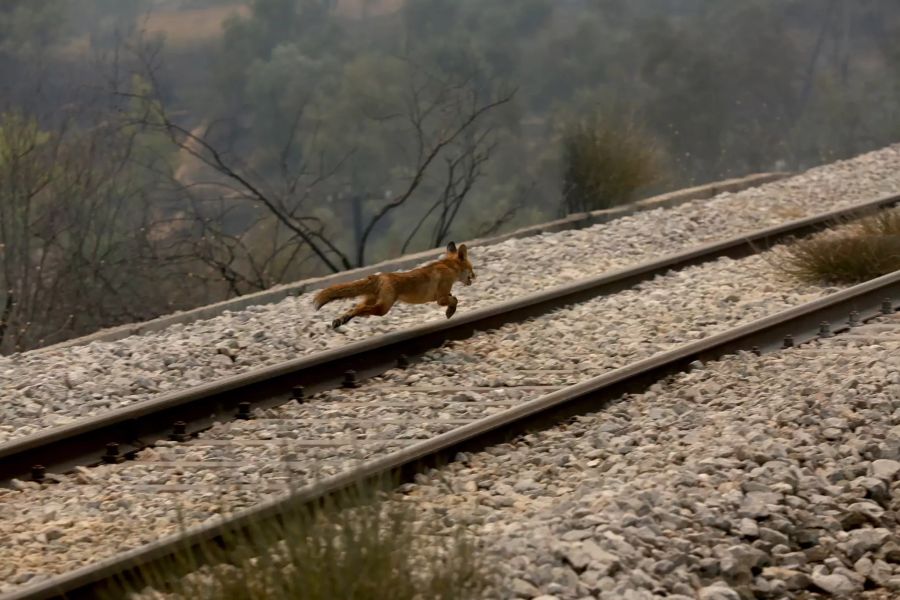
[780,209,900,284]
[114,483,491,600]
[561,117,665,214]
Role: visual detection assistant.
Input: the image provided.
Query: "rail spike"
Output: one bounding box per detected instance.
[102,442,125,464]
[291,386,306,403]
[170,421,190,442]
[342,370,359,389]
[236,402,253,420]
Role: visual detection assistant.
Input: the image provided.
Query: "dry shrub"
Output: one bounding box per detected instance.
[780,209,900,284]
[561,117,664,214]
[116,483,491,600]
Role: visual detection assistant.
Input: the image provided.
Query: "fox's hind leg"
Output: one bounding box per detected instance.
[437,294,458,319]
[332,297,390,329]
[333,297,372,329]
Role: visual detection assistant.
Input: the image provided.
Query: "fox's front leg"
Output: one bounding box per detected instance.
[437,294,458,319]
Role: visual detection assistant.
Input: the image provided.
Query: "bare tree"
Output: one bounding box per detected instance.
[0,106,180,352]
[122,47,514,295]
[353,71,515,265]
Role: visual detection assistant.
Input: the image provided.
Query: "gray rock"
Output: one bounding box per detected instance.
[510,577,541,597]
[878,440,900,461]
[548,567,579,591]
[560,529,594,542]
[12,572,35,585]
[578,569,602,591]
[810,571,862,595]
[739,491,781,518]
[64,370,88,388]
[849,476,889,502]
[698,557,720,577]
[698,583,741,600]
[563,547,591,572]
[758,526,790,547]
[719,544,767,577]
[842,528,892,561]
[823,427,843,440]
[582,540,621,575]
[870,459,900,481]
[628,568,657,589]
[513,479,541,493]
[214,344,238,359]
[778,551,807,567]
[867,559,893,586]
[846,501,885,522]
[211,354,233,367]
[762,566,809,590]
[652,559,675,575]
[736,518,759,537]
[878,541,900,563]
[854,556,873,577]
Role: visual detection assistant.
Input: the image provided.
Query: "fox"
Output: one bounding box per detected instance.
[313,241,476,329]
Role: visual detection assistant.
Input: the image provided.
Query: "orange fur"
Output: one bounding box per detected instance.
[313,242,476,329]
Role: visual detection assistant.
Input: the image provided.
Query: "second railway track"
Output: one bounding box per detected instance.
[5,147,900,449]
[2,191,900,487]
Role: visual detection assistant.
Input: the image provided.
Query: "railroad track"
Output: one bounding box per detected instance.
[4,269,898,600]
[1,196,900,598]
[395,288,900,600]
[2,192,899,487]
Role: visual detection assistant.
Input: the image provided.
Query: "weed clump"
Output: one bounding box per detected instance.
[561,116,664,214]
[117,486,491,600]
[780,209,900,284]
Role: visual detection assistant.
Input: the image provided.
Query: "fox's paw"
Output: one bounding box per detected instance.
[445,305,457,319]
[331,318,343,329]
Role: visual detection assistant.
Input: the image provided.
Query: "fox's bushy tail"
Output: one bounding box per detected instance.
[313,276,378,310]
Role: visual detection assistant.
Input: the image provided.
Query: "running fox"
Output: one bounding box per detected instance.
[313,241,476,329]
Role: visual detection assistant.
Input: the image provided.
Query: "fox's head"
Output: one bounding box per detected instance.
[446,241,475,286]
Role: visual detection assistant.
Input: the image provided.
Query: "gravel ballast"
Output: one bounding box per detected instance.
[394,313,900,599]
[0,244,854,595]
[1,145,900,445]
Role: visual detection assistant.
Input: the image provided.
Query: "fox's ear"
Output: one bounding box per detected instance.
[446,241,457,254]
[457,244,468,260]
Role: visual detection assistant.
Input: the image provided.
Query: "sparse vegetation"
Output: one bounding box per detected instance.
[780,209,900,284]
[560,117,665,214]
[5,0,900,351]
[116,486,492,600]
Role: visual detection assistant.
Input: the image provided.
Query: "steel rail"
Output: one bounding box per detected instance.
[5,269,899,600]
[1,192,899,487]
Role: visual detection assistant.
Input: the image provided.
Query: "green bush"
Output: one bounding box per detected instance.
[560,117,664,214]
[780,209,900,284]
